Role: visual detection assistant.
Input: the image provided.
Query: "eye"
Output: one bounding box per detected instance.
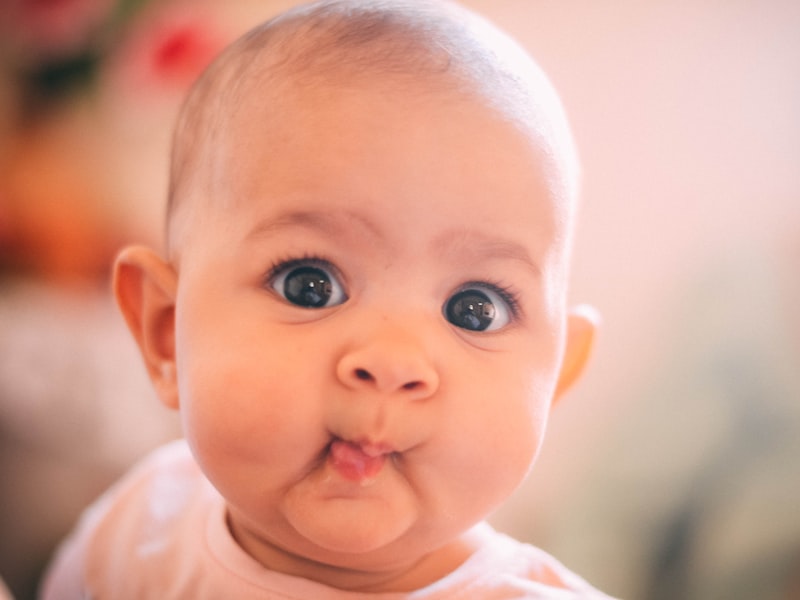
[270,260,347,308]
[443,285,515,332]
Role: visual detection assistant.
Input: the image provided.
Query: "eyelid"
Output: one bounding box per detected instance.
[266,255,342,285]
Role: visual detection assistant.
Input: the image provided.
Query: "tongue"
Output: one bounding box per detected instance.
[329,440,386,481]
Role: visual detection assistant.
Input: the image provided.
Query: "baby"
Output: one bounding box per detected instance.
[42,0,612,597]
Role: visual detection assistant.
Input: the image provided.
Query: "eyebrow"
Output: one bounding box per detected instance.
[246,210,540,277]
[245,208,381,242]
[431,228,541,278]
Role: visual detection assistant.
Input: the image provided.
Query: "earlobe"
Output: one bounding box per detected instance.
[113,245,180,410]
[554,304,600,401]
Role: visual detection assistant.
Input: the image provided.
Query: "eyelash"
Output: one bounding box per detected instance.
[264,254,339,284]
[460,280,522,320]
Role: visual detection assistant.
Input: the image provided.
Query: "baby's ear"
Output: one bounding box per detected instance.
[554,305,600,401]
[113,246,179,410]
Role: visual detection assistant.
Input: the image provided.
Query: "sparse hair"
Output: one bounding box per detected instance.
[166,0,578,255]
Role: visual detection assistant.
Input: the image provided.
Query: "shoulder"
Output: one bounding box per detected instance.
[446,523,618,599]
[83,439,206,547]
[41,440,218,599]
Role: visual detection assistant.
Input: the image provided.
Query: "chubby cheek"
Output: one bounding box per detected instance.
[173,313,324,482]
[460,405,544,484]
[437,367,552,518]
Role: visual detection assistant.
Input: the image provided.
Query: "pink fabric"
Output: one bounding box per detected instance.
[42,440,614,599]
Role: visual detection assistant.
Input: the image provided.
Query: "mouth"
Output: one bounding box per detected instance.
[327,438,393,483]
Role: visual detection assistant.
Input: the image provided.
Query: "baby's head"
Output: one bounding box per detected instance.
[115,0,595,591]
[165,0,579,256]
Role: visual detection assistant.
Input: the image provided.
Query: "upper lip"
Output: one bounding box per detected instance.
[331,437,395,456]
[352,439,394,457]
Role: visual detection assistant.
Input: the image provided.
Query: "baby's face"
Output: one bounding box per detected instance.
[172,80,572,585]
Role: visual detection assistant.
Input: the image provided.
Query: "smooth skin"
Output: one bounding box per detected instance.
[114,80,596,592]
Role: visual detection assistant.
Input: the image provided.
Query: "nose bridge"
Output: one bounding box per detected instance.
[336,317,440,399]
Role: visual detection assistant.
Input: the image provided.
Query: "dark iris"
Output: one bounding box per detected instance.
[283,267,333,308]
[445,289,497,331]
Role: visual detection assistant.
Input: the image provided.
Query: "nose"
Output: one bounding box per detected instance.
[336,334,439,400]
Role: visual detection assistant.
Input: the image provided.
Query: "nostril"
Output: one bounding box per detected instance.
[352,369,421,391]
[354,368,373,382]
[339,357,438,396]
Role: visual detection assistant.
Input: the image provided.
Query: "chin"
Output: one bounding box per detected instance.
[290,508,417,560]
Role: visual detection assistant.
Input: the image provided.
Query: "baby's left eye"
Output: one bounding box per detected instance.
[443,284,515,332]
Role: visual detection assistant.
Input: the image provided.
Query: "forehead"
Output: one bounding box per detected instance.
[183,79,567,261]
[228,77,544,176]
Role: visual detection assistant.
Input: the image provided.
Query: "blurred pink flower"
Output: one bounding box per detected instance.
[112,7,228,92]
[0,0,115,58]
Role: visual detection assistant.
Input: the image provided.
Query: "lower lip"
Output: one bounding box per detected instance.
[328,440,387,482]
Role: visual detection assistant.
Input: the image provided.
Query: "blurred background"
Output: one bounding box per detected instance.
[0,1,798,598]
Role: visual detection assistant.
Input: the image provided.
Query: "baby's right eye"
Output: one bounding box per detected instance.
[269,259,347,308]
